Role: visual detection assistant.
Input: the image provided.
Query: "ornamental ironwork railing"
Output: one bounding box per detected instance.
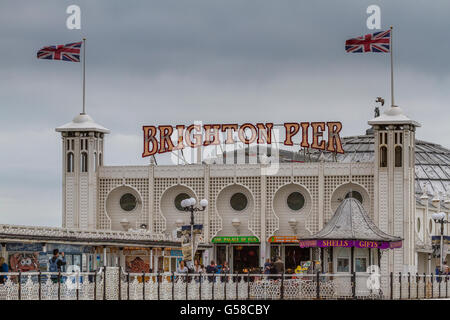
[0,268,448,300]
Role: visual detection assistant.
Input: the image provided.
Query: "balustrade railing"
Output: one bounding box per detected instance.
[0,269,448,300]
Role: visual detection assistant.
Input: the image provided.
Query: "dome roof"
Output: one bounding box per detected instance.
[303,198,402,242]
[310,134,450,196]
[221,133,450,197]
[368,105,421,127]
[55,113,110,133]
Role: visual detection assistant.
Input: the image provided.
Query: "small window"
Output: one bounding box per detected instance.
[395,146,402,167]
[174,193,190,211]
[337,258,349,272]
[120,193,137,212]
[355,257,367,272]
[81,152,88,172]
[380,146,387,167]
[230,193,248,211]
[429,219,433,234]
[345,191,363,204]
[287,192,305,211]
[67,152,74,173]
[417,218,421,233]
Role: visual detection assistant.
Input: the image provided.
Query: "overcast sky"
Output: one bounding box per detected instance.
[1,0,449,227]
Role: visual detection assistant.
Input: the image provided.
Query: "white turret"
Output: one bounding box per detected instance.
[56,113,110,229]
[369,105,420,274]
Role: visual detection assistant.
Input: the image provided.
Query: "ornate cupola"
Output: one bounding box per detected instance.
[56,113,110,229]
[368,105,420,274]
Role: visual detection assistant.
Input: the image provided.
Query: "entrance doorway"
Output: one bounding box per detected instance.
[270,245,311,274]
[284,246,310,273]
[233,246,259,273]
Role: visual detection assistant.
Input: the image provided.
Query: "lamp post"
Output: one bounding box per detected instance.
[431,211,449,273]
[181,197,208,264]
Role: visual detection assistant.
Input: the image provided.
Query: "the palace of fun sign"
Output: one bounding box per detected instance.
[142,122,344,157]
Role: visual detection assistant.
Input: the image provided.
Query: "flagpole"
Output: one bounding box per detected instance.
[82,37,86,114]
[390,26,394,107]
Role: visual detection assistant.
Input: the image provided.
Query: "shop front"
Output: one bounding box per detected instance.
[5,243,43,272]
[212,236,260,273]
[47,244,95,272]
[123,247,151,273]
[4,242,96,272]
[299,198,403,275]
[162,248,184,273]
[268,236,310,274]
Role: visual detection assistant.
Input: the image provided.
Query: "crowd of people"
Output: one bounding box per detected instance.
[175,259,231,282]
[437,261,449,276]
[173,257,287,283]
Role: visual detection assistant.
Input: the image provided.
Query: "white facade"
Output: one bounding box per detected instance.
[56,106,450,274]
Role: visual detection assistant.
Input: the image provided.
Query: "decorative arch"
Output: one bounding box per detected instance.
[330,182,370,216]
[215,183,255,214]
[80,152,88,172]
[155,184,201,233]
[66,152,74,173]
[271,182,313,237]
[380,146,388,167]
[212,183,257,239]
[104,184,143,231]
[395,145,402,167]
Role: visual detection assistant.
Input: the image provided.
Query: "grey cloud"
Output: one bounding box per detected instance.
[1,0,450,226]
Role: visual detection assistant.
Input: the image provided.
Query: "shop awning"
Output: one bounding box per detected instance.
[298,198,402,249]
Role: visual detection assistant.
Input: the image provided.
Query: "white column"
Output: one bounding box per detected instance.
[204,165,210,243]
[103,247,107,267]
[318,162,324,230]
[148,164,154,232]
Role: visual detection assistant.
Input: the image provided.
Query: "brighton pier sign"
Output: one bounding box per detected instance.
[142,122,344,157]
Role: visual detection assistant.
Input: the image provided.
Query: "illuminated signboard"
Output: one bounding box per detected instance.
[142,122,344,157]
[211,236,260,244]
[298,239,402,249]
[268,236,299,243]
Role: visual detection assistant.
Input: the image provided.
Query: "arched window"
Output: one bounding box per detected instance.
[81,152,88,172]
[287,192,305,211]
[395,146,402,167]
[344,191,363,204]
[174,193,190,211]
[94,152,97,172]
[380,146,387,167]
[99,153,103,166]
[67,152,74,173]
[230,193,248,211]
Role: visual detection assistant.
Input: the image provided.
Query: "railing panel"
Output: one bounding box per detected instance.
[332,275,353,299]
[0,270,449,300]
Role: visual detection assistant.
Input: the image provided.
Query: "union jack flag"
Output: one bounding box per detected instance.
[345,30,391,53]
[37,41,82,62]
